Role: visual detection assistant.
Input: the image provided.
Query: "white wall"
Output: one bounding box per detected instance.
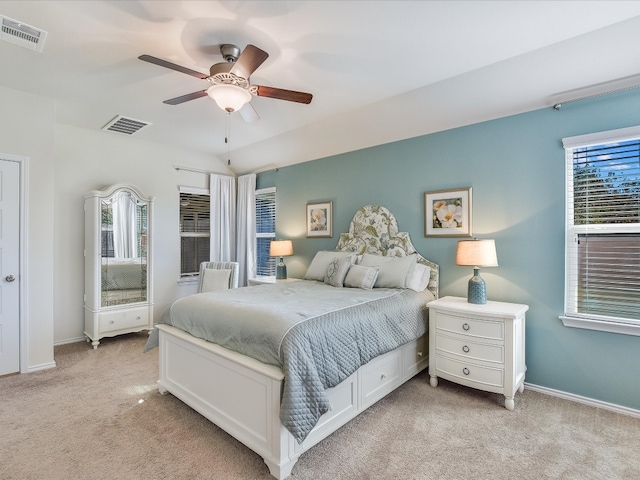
[0,85,56,370]
[54,123,232,344]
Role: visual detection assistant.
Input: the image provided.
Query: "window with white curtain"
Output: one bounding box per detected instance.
[179,187,210,276]
[562,125,640,336]
[255,187,276,276]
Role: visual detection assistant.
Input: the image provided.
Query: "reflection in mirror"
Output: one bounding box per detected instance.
[100,190,148,307]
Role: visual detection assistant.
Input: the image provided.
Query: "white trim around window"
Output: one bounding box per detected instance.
[561,125,640,336]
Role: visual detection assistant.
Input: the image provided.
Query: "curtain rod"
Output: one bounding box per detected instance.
[553,74,640,110]
[174,166,233,177]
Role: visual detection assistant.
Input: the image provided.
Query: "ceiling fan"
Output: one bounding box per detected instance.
[139,44,312,122]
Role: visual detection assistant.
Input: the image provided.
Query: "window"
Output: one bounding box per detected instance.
[179,188,210,277]
[255,187,276,276]
[562,126,640,336]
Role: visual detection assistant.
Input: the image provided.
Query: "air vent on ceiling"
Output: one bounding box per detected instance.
[0,15,47,52]
[102,115,151,135]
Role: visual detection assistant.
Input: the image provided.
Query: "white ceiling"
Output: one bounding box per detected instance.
[2,1,640,174]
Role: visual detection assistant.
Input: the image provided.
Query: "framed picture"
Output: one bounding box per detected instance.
[306,201,333,237]
[424,187,472,237]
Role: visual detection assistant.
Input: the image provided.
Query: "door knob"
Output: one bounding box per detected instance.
[5,275,15,282]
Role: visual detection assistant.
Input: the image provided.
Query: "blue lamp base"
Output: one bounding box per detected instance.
[467,267,487,304]
[276,258,287,279]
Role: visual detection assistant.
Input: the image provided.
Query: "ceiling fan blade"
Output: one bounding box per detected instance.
[230,44,269,79]
[239,103,260,123]
[254,85,313,104]
[163,90,208,105]
[139,54,209,80]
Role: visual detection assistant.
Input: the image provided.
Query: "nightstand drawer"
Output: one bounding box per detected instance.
[436,355,504,388]
[435,334,504,364]
[436,312,504,341]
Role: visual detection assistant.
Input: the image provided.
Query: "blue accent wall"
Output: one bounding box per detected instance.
[257,89,640,411]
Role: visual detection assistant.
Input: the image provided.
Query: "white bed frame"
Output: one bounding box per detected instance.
[157,324,427,479]
[155,205,439,479]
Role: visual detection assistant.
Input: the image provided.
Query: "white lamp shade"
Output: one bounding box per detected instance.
[456,239,498,267]
[270,240,294,257]
[206,84,252,112]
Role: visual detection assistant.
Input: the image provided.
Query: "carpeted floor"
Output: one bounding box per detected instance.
[0,332,638,480]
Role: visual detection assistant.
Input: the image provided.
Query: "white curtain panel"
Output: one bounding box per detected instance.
[112,192,137,259]
[210,174,236,262]
[236,174,257,286]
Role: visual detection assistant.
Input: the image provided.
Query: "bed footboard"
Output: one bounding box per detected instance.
[156,324,428,479]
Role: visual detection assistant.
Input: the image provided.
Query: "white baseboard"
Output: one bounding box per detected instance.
[54,336,86,346]
[525,382,640,419]
[28,361,56,373]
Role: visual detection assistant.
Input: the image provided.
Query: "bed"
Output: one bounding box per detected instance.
[149,205,439,479]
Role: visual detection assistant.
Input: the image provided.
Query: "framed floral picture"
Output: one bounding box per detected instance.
[424,187,472,237]
[306,201,333,237]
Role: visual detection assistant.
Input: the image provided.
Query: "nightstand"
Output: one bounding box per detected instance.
[428,296,528,410]
[248,276,301,286]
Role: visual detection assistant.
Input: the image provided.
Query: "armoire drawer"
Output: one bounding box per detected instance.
[99,307,149,334]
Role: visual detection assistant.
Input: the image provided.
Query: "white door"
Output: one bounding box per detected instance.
[0,159,20,376]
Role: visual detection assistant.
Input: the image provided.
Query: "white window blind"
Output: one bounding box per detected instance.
[255,187,276,276]
[563,126,640,331]
[179,189,210,276]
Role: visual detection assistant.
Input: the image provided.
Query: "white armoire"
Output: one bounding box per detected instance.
[84,184,154,349]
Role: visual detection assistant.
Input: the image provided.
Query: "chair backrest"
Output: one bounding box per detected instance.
[198,261,240,292]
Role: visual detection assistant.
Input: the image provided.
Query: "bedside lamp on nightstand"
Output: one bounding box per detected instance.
[456,238,498,304]
[270,240,294,279]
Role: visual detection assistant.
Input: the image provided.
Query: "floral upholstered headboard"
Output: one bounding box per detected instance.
[335,205,439,298]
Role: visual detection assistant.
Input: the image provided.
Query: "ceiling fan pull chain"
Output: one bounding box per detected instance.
[225,111,231,166]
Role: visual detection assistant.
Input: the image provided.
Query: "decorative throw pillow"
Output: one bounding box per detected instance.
[406,263,432,292]
[304,251,357,281]
[359,253,417,288]
[324,257,352,287]
[201,268,231,292]
[344,265,379,289]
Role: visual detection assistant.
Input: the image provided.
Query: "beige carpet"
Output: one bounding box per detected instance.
[1,333,638,480]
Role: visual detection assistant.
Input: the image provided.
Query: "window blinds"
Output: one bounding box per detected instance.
[255,188,276,276]
[565,136,640,323]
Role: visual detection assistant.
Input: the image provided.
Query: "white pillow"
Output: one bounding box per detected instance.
[201,268,231,292]
[406,263,432,292]
[359,253,417,288]
[344,265,379,289]
[324,257,352,287]
[304,251,357,281]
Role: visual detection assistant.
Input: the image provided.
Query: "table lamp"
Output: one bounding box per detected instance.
[456,239,498,304]
[270,240,294,279]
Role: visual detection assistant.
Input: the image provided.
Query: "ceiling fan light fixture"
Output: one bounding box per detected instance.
[206,84,252,113]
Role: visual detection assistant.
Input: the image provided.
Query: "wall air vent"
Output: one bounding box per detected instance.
[102,115,151,135]
[0,15,47,52]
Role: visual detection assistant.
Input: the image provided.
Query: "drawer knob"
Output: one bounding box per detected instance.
[109,320,115,324]
[462,345,470,353]
[462,323,470,331]
[381,373,386,380]
[136,316,141,320]
[417,351,423,357]
[463,367,470,376]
